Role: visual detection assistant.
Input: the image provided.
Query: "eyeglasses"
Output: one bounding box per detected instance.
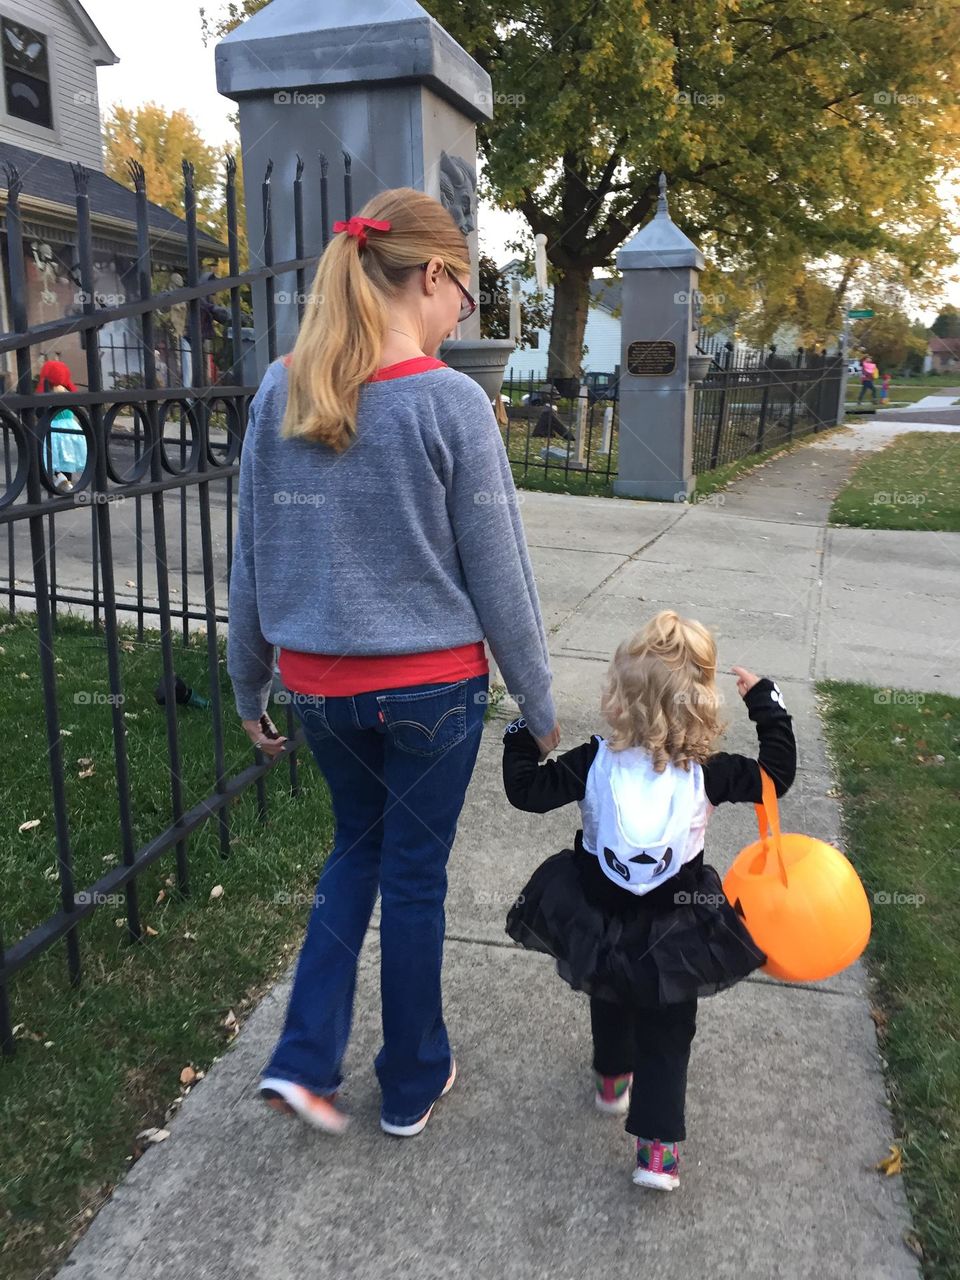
[419,262,477,322]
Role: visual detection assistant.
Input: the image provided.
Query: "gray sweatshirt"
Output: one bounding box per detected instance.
[226,357,557,737]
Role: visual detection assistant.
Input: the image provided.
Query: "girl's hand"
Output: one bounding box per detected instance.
[731,666,761,699]
[241,713,287,759]
[534,722,561,760]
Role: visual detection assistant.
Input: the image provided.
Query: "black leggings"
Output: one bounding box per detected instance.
[590,995,697,1142]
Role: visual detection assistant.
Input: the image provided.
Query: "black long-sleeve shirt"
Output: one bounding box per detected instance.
[502,677,796,816]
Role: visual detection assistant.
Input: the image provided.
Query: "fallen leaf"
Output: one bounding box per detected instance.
[875,1144,902,1176]
[180,1065,198,1086]
[870,1006,888,1034]
[77,757,93,767]
[209,884,224,901]
[145,925,159,937]
[223,1009,238,1035]
[78,766,95,780]
[155,890,166,904]
[136,1128,169,1144]
[18,819,40,833]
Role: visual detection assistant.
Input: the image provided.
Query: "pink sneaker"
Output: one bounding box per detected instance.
[594,1071,632,1115]
[633,1137,680,1191]
[258,1076,350,1135]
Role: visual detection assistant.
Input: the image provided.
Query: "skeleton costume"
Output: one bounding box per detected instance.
[503,677,796,1007]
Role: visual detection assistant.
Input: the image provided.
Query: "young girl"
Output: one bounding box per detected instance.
[36,359,87,493]
[502,610,796,1191]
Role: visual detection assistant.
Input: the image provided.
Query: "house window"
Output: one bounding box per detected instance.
[3,20,53,129]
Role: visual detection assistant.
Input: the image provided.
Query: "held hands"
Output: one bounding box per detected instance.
[533,722,561,760]
[241,713,287,759]
[731,666,761,699]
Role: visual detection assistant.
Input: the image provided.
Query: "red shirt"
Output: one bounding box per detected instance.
[276,353,490,696]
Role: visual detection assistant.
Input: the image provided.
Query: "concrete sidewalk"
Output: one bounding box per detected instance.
[61,435,956,1280]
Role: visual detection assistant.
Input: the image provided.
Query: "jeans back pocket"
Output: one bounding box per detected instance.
[292,692,332,738]
[376,680,467,758]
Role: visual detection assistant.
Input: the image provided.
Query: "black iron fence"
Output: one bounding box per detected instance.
[0,149,357,1055]
[693,340,844,473]
[499,369,619,489]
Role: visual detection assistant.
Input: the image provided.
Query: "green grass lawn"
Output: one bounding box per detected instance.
[0,610,335,1280]
[818,682,960,1278]
[829,432,960,531]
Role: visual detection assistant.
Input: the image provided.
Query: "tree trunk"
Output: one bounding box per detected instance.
[547,266,593,384]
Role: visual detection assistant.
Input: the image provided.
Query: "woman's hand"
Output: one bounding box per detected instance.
[533,722,561,760]
[241,713,287,759]
[731,666,760,699]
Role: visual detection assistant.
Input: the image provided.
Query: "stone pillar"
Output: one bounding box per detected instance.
[215,0,492,377]
[613,175,705,501]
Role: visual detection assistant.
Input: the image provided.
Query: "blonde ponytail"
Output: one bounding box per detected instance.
[279,187,470,453]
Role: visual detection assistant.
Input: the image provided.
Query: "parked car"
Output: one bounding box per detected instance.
[583,371,620,403]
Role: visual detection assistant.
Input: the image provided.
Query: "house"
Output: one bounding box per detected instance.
[500,260,622,385]
[0,0,227,389]
[924,335,960,374]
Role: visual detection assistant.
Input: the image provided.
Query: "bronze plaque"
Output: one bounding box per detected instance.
[626,340,676,376]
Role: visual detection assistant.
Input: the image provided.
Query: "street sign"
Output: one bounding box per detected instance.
[847,309,874,318]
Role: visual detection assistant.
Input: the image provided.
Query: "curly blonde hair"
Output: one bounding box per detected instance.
[599,610,726,771]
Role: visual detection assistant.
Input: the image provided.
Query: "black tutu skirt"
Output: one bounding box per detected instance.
[505,833,766,1007]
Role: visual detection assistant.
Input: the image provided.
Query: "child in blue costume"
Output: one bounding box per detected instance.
[503,610,796,1190]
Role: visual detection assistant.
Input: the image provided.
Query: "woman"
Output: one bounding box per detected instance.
[227,187,560,1138]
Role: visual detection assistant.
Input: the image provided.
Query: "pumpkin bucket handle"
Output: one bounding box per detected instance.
[753,766,789,887]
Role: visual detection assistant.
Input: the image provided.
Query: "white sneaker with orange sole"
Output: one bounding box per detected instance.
[380,1061,457,1137]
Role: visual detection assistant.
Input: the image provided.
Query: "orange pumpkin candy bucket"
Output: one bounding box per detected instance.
[722,768,872,982]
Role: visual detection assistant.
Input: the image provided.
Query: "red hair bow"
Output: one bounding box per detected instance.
[332,215,392,250]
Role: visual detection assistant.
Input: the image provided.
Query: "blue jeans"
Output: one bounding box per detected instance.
[263,671,489,1126]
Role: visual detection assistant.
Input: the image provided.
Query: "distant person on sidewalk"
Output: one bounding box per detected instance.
[36,359,87,493]
[227,187,560,1139]
[879,370,891,405]
[502,610,796,1191]
[857,355,879,404]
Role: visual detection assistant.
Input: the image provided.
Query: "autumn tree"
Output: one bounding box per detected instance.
[103,102,249,270]
[931,305,960,338]
[201,1,960,380]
